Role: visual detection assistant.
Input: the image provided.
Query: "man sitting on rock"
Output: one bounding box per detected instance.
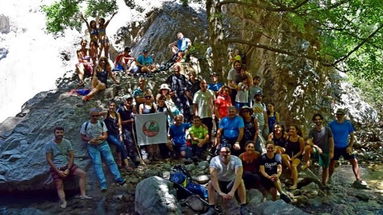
[80,108,126,191]
[136,49,157,74]
[114,47,138,73]
[203,146,246,215]
[215,106,244,155]
[46,126,91,209]
[168,32,192,62]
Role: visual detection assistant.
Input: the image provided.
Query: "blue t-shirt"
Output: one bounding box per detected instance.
[137,55,154,66]
[169,123,191,145]
[177,38,190,51]
[219,116,244,139]
[328,120,355,148]
[208,83,223,92]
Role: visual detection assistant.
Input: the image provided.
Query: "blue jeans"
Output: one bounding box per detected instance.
[107,134,128,160]
[87,142,123,189]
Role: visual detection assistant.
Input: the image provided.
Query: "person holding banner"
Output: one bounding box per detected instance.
[139,92,160,161]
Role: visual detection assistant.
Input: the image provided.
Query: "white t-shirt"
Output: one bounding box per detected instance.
[209,155,242,182]
[235,83,249,103]
[193,89,215,118]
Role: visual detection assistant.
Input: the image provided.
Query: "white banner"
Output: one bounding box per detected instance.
[134,112,167,146]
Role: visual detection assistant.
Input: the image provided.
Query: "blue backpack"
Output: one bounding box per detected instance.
[169,165,208,199]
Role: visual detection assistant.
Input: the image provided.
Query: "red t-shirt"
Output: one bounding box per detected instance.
[215,95,232,119]
[115,53,135,65]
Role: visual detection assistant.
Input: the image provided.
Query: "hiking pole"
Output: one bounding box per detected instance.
[131,117,146,166]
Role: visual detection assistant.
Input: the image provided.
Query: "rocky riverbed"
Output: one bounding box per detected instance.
[0,155,382,215]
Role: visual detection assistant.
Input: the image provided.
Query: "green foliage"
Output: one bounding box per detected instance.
[42,0,118,34]
[84,0,118,18]
[42,0,80,33]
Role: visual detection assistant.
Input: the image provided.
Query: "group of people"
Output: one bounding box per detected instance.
[47,21,365,210]
[75,12,192,102]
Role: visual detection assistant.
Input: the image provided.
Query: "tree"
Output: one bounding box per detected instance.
[42,0,118,34]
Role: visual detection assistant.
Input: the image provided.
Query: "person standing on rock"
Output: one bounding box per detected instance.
[328,109,364,186]
[203,146,246,215]
[46,127,91,209]
[193,79,215,142]
[303,113,334,187]
[80,108,126,191]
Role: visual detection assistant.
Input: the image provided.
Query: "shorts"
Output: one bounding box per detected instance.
[50,164,78,182]
[174,144,187,153]
[260,176,275,190]
[333,147,356,161]
[218,180,234,193]
[313,150,330,168]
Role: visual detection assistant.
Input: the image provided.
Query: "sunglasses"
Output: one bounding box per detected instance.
[91,115,99,117]
[145,96,151,99]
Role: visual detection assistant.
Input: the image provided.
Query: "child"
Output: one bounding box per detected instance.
[188,116,209,159]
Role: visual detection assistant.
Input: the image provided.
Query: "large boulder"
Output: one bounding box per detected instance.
[135,176,182,215]
[0,89,94,192]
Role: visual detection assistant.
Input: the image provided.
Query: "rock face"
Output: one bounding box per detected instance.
[135,176,182,215]
[115,2,208,63]
[0,14,10,34]
[0,89,93,192]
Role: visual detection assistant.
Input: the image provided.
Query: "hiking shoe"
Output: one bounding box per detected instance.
[352,180,369,189]
[202,206,216,215]
[240,205,250,215]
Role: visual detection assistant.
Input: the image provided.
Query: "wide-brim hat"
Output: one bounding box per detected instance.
[240,105,253,114]
[160,83,171,91]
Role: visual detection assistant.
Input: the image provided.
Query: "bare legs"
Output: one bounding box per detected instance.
[206,180,246,205]
[329,158,361,181]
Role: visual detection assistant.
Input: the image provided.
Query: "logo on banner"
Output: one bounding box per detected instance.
[142,120,160,137]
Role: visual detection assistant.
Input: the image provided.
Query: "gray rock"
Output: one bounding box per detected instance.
[247,188,263,205]
[249,200,309,215]
[197,161,209,170]
[135,176,182,215]
[184,195,206,212]
[0,14,10,34]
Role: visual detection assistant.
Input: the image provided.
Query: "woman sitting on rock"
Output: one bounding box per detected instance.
[83,57,119,101]
[239,141,262,190]
[282,125,305,190]
[103,100,133,171]
[268,123,287,154]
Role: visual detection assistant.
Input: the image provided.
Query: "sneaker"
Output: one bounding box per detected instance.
[202,206,216,215]
[59,200,67,209]
[79,195,93,200]
[352,180,369,189]
[117,178,126,186]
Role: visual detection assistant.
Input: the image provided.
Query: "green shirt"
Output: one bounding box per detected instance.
[45,138,73,167]
[189,125,208,144]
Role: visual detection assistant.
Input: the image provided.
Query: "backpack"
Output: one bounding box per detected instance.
[84,120,105,133]
[169,165,208,200]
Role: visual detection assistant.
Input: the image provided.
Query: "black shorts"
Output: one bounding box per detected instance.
[218,180,234,193]
[260,176,276,190]
[333,147,356,161]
